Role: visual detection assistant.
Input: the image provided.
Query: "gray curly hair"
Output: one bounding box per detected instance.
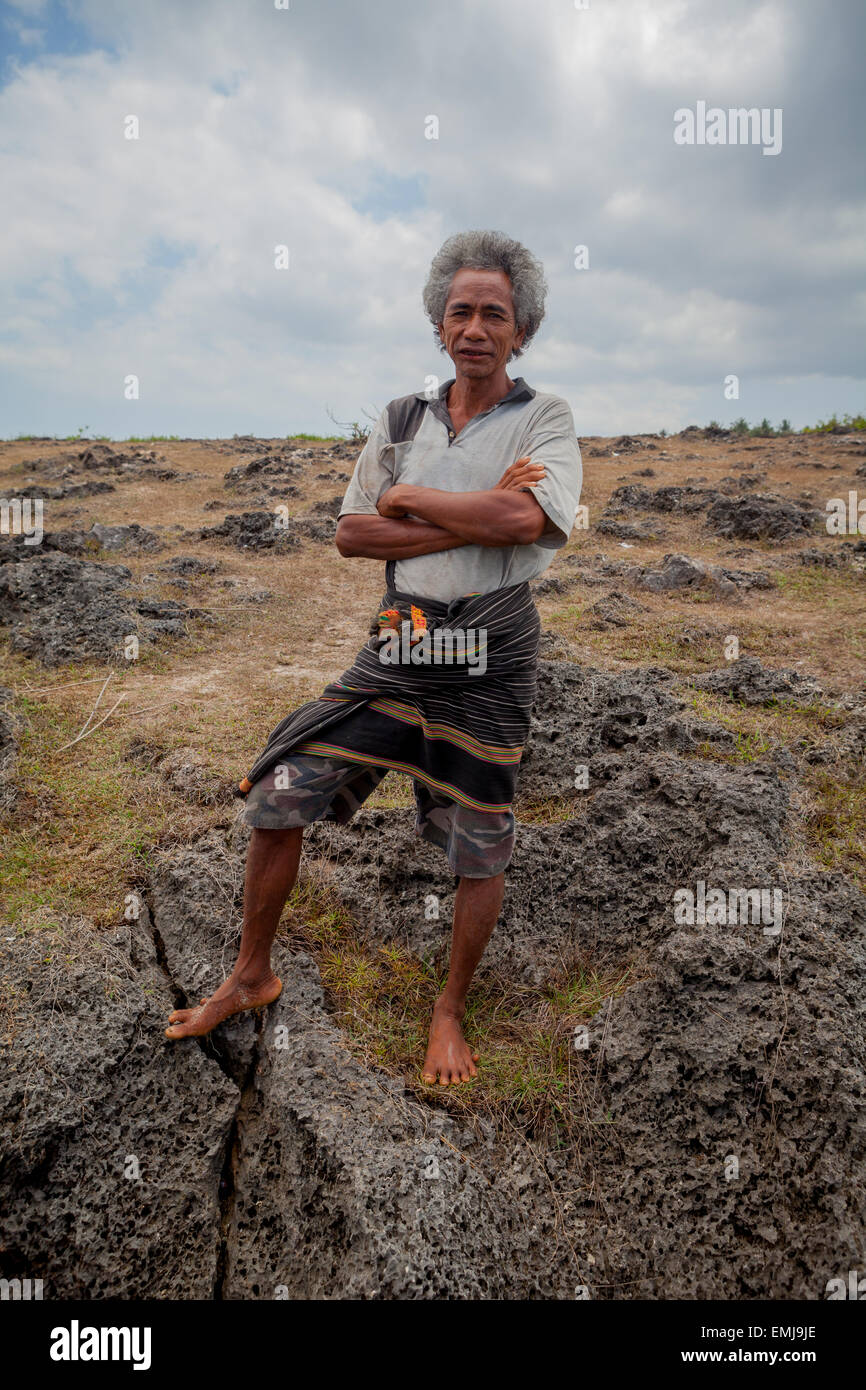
[422,230,548,359]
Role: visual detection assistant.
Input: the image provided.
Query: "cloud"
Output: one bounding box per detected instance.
[0,0,863,437]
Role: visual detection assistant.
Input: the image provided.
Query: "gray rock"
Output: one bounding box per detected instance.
[530,572,580,597]
[223,453,304,494]
[1,479,115,501]
[0,552,192,665]
[310,494,344,518]
[77,444,181,482]
[586,590,648,627]
[633,553,740,598]
[146,833,562,1297]
[706,494,816,541]
[289,516,337,543]
[604,483,721,516]
[0,912,239,1297]
[199,511,301,552]
[595,518,665,541]
[89,522,164,555]
[690,656,823,705]
[2,651,864,1301]
[154,747,236,805]
[611,435,656,452]
[159,554,223,577]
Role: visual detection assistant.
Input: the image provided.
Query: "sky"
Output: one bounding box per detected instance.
[0,0,864,439]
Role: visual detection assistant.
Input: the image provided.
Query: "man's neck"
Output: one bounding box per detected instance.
[446,370,514,421]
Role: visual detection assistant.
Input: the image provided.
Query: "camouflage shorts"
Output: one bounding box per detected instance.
[241,752,514,878]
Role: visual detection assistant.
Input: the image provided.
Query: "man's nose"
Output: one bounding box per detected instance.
[463,314,487,340]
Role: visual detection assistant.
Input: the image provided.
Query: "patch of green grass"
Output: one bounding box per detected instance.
[804,769,866,888]
[619,626,722,670]
[696,729,773,764]
[286,433,341,443]
[365,775,414,810]
[281,875,639,1142]
[686,688,850,756]
[773,567,865,601]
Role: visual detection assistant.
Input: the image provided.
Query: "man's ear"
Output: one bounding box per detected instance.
[436,322,446,349]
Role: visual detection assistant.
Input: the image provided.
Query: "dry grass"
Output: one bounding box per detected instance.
[279,873,637,1145]
[682,688,866,888]
[802,770,866,884]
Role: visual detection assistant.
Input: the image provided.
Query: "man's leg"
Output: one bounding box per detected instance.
[165,753,389,1041]
[165,826,301,1039]
[422,870,504,1086]
[412,787,513,1084]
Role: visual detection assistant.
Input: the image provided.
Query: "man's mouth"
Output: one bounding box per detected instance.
[459,349,489,357]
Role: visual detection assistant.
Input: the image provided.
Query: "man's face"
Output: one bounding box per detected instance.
[437,268,526,378]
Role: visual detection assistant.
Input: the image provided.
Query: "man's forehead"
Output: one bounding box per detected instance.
[445,267,513,307]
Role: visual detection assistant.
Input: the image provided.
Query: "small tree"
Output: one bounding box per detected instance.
[326,406,374,445]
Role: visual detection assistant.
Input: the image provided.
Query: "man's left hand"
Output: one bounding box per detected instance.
[376,485,411,519]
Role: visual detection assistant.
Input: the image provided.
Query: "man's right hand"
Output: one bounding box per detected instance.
[495,455,546,491]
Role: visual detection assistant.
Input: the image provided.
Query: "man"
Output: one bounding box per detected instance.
[166,229,582,1086]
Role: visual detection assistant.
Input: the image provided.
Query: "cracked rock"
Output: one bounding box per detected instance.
[0,911,239,1297]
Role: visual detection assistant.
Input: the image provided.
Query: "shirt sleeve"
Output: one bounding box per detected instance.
[337,409,394,517]
[520,397,583,549]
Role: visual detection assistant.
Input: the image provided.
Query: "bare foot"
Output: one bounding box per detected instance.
[165,971,282,1040]
[421,998,479,1086]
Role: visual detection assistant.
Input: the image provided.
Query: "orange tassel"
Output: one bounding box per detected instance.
[410,604,427,641]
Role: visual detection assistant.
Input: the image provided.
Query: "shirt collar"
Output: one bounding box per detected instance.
[416,375,535,406]
[416,376,535,433]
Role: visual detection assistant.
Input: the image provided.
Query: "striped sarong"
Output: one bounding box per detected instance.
[239,573,541,814]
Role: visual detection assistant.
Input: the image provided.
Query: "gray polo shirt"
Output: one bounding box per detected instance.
[338,376,582,601]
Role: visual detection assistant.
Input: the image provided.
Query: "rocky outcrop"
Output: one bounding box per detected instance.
[689,655,823,705]
[199,511,301,552]
[0,553,196,665]
[706,494,816,541]
[0,912,239,1298]
[600,483,817,544]
[88,522,164,555]
[223,453,305,496]
[1,659,864,1299]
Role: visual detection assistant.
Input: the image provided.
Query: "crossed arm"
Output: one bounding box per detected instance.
[335,456,549,560]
